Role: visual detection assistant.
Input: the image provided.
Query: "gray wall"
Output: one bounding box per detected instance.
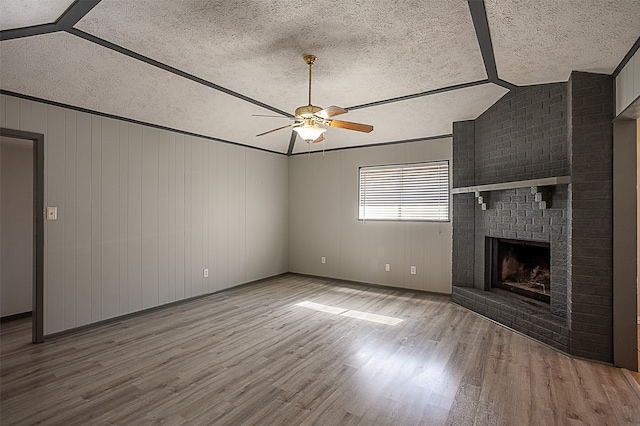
[289,138,452,294]
[613,118,638,370]
[0,94,289,334]
[0,137,33,317]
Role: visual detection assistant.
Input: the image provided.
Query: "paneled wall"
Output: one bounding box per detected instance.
[0,94,289,334]
[289,138,452,294]
[616,48,640,115]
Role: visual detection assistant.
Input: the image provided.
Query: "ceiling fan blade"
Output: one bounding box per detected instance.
[312,133,325,143]
[329,120,374,133]
[256,124,293,137]
[251,114,291,118]
[315,105,348,119]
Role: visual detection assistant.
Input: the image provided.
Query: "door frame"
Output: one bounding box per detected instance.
[1,128,44,343]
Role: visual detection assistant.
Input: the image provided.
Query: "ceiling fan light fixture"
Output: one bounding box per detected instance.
[294,125,326,142]
[255,54,373,144]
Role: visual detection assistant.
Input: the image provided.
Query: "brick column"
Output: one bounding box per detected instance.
[452,121,475,288]
[568,71,614,362]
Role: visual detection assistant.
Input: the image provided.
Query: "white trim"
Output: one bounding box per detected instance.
[452,176,571,194]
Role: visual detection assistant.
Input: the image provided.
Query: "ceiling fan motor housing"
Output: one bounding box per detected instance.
[295,105,323,119]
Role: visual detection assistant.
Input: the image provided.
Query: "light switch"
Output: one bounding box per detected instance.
[46,207,57,220]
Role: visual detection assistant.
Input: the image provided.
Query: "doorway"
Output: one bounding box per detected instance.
[0,128,44,343]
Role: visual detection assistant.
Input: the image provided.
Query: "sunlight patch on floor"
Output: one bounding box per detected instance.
[294,301,403,325]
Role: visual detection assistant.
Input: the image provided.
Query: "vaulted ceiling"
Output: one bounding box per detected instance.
[1,0,639,154]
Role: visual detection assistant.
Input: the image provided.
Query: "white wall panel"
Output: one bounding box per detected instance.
[0,96,5,126]
[4,96,20,129]
[183,138,192,298]
[90,115,102,322]
[190,138,204,297]
[229,146,247,286]
[141,127,159,309]
[206,142,218,293]
[127,124,143,313]
[46,106,66,332]
[289,138,453,294]
[167,133,176,301]
[75,112,92,326]
[63,110,77,328]
[1,94,289,334]
[215,144,230,290]
[245,149,289,281]
[616,49,640,116]
[158,130,170,305]
[100,118,120,320]
[118,121,129,314]
[174,134,185,300]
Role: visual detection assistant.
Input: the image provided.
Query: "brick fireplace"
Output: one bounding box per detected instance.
[488,237,551,304]
[451,72,614,362]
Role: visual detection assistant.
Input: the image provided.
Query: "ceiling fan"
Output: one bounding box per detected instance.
[256,55,374,144]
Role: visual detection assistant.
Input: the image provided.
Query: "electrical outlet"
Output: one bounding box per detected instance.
[410,266,416,275]
[321,257,326,264]
[203,269,209,278]
[46,207,57,220]
[385,264,390,272]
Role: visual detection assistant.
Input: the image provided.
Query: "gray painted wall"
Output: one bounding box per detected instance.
[0,136,33,317]
[0,94,289,334]
[612,118,638,370]
[288,138,452,294]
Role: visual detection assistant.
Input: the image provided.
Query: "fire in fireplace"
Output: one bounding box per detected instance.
[487,238,551,303]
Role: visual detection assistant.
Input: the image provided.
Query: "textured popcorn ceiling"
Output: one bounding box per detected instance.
[0,33,294,152]
[0,0,639,153]
[486,0,640,85]
[291,83,509,154]
[0,0,73,31]
[75,0,486,111]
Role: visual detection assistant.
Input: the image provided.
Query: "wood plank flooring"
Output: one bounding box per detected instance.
[1,274,639,425]
[630,324,640,388]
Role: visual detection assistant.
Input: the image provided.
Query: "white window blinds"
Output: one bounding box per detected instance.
[358,161,449,221]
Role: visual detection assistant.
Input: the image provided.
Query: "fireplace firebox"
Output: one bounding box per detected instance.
[486,237,551,303]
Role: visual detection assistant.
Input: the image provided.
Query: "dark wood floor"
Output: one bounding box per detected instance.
[1,274,639,425]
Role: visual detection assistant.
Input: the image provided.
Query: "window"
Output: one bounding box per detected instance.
[358,161,449,221]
